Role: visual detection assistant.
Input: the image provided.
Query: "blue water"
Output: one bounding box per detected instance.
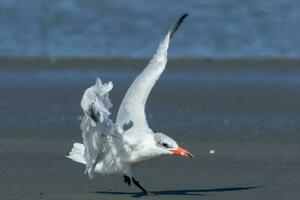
[1,0,300,59]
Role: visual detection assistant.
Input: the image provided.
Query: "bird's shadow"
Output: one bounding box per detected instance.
[92,185,263,198]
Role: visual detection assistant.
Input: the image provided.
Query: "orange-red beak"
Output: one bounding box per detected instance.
[171,147,194,158]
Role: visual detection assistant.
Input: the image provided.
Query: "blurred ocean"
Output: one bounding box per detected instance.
[0,0,300,59]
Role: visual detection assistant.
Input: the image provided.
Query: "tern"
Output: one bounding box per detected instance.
[67,13,193,195]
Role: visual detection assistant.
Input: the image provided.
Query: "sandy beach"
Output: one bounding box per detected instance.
[0,59,299,200]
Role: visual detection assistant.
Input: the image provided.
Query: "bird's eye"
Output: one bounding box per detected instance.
[162,143,169,148]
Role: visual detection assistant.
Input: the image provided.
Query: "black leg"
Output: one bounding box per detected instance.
[132,177,148,195]
[123,175,131,186]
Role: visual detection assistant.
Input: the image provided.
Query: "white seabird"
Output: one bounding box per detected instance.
[67,13,192,195]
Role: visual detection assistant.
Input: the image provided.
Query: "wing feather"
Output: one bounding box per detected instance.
[116,14,188,130]
[80,78,122,179]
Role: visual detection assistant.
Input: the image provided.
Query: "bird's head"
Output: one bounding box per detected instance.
[153,133,194,158]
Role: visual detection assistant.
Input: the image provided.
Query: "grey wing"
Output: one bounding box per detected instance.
[116,14,188,130]
[80,78,122,179]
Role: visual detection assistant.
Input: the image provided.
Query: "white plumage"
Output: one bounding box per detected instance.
[67,14,192,195]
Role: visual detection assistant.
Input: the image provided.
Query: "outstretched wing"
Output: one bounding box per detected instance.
[80,78,122,179]
[116,14,188,130]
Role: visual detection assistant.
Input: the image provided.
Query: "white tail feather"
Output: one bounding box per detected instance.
[66,143,86,164]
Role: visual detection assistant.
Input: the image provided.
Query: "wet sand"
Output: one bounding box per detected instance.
[0,59,300,200]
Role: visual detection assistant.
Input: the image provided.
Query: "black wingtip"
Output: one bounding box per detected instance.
[169,13,189,39]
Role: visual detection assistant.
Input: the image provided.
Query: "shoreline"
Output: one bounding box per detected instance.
[1,58,300,69]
